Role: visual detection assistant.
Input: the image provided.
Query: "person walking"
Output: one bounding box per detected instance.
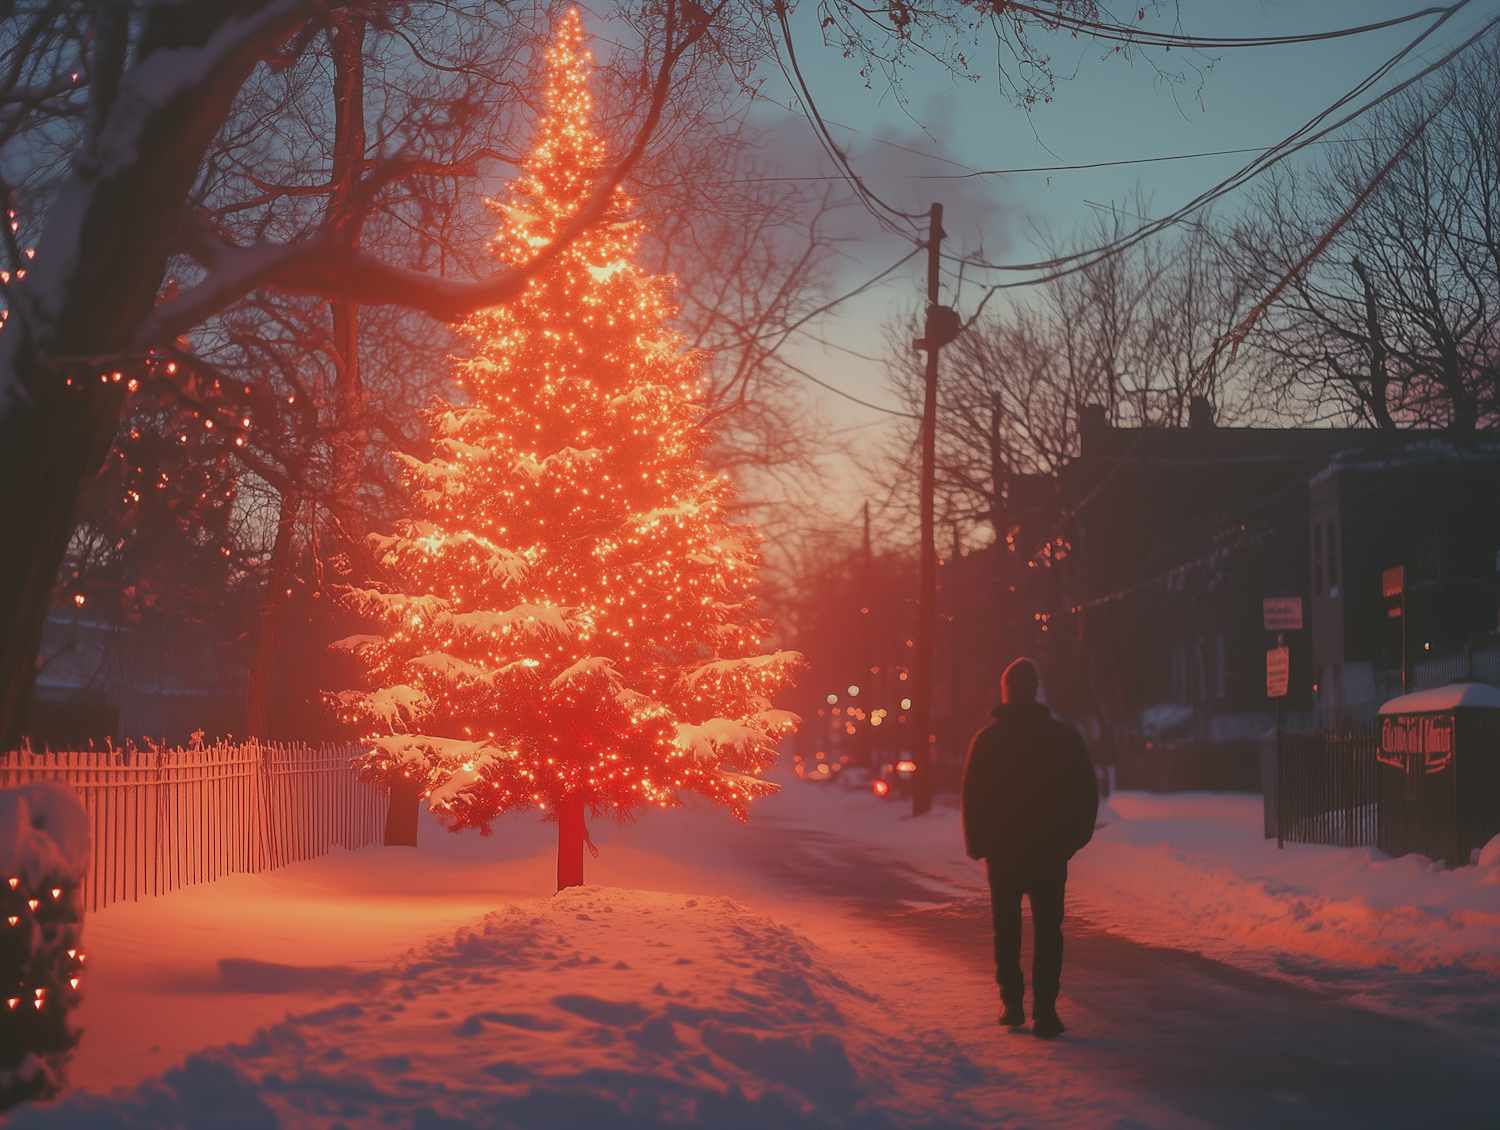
[961,657,1098,1038]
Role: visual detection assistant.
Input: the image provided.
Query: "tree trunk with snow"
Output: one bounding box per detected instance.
[557,797,586,891]
[325,14,375,578]
[383,774,422,848]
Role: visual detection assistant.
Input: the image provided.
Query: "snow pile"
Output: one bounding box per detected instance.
[1065,792,1500,1027]
[0,783,90,1110]
[1478,832,1500,868]
[16,887,1000,1128]
[0,783,90,888]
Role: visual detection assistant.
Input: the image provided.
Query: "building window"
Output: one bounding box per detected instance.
[1194,639,1207,701]
[1326,519,1339,597]
[1313,522,1325,596]
[1215,633,1226,699]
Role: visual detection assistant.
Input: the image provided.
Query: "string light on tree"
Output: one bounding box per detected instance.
[334,8,801,889]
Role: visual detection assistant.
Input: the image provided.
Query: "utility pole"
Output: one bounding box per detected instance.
[911,203,961,817]
[860,500,873,768]
[950,522,963,758]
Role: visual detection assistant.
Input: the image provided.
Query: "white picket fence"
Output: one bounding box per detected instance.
[0,742,385,911]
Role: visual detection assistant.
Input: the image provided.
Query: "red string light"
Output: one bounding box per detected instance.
[337,9,801,833]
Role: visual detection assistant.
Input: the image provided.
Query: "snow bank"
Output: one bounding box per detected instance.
[16,888,1001,1128]
[1071,793,1500,974]
[1061,792,1500,1030]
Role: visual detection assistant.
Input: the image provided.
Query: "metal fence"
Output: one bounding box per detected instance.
[1265,730,1379,849]
[0,742,385,911]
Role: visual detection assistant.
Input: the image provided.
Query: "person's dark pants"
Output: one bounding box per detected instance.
[985,861,1067,1006]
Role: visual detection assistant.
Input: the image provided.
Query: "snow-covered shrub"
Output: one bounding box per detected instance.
[0,783,89,1110]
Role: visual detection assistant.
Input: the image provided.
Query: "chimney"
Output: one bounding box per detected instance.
[1079,403,1108,457]
[1188,396,1215,429]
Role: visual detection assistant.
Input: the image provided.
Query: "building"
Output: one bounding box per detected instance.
[1056,400,1371,745]
[1309,441,1500,727]
[1052,407,1500,753]
[30,607,245,748]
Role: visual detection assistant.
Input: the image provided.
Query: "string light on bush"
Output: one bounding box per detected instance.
[0,868,87,1105]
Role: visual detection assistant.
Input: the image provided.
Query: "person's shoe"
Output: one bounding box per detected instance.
[1031,1004,1066,1039]
[998,996,1026,1028]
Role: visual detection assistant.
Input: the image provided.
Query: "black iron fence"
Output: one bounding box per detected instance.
[0,741,385,911]
[1263,730,1379,849]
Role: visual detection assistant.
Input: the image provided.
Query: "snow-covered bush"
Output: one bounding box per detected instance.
[0,783,89,1110]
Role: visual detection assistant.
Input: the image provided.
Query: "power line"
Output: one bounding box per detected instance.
[684,141,1362,186]
[771,1,927,240]
[769,0,1482,310]
[915,141,1367,180]
[779,355,918,419]
[758,247,921,352]
[963,0,1477,274]
[1000,2,1458,49]
[959,0,1493,307]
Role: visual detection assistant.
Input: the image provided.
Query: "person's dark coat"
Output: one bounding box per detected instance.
[961,702,1099,872]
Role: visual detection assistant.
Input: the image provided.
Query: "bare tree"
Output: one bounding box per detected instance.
[0,0,712,747]
[91,3,844,740]
[0,0,1181,748]
[1227,31,1500,433]
[881,212,1241,541]
[866,213,1245,734]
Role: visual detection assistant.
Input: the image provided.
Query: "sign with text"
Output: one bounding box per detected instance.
[1378,714,1454,773]
[1262,596,1303,632]
[1266,647,1290,698]
[1382,566,1405,599]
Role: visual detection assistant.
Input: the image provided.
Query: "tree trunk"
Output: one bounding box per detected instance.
[0,2,311,749]
[244,491,301,739]
[326,15,373,579]
[0,353,127,750]
[384,775,422,847]
[557,797,586,890]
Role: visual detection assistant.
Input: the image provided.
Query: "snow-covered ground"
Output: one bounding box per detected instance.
[9,773,1500,1127]
[1076,792,1500,1033]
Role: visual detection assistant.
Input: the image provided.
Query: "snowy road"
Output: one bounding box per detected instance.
[685,798,1500,1129]
[880,897,1499,1128]
[13,777,1500,1127]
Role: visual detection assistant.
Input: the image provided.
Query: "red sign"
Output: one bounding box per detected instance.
[1266,647,1289,698]
[1382,566,1405,599]
[1379,714,1454,773]
[1262,597,1303,632]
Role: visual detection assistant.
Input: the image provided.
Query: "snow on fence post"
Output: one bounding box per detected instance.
[0,781,89,1110]
[0,742,385,912]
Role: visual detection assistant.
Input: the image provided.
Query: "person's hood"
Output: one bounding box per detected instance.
[989,701,1051,720]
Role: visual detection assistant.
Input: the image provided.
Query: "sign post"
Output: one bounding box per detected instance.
[1265,645,1290,698]
[1263,596,1301,850]
[1383,566,1406,694]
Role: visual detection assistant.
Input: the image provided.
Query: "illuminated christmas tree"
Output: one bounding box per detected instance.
[334,8,799,888]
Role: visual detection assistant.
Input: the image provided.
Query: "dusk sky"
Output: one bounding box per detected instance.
[754,1,1499,498]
